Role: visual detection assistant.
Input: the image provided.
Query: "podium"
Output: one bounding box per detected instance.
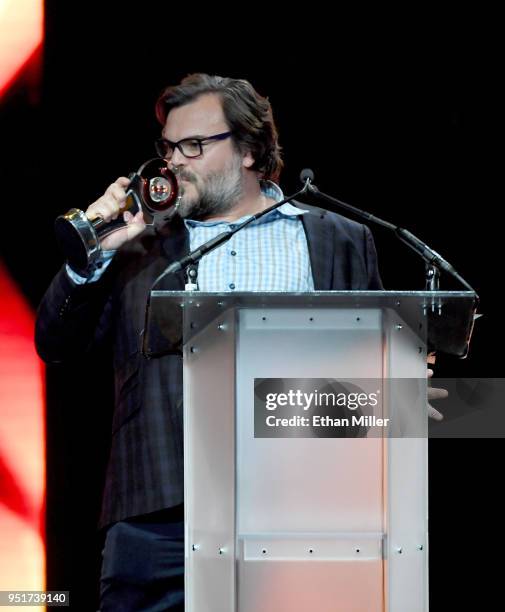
[144,290,476,612]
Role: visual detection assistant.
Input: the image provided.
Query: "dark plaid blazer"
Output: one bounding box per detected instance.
[35,202,383,528]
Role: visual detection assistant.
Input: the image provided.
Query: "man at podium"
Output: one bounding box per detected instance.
[36,73,383,610]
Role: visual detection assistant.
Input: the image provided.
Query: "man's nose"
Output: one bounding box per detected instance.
[169,146,187,168]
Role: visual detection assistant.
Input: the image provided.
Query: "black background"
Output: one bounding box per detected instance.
[0,3,502,609]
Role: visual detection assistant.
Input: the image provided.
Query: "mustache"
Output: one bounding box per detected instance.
[177,170,197,184]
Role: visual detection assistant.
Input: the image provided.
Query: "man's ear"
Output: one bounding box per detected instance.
[242,150,255,169]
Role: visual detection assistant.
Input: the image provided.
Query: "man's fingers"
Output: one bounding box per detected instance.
[428,386,449,401]
[116,176,131,188]
[86,177,131,221]
[427,366,447,420]
[123,211,145,225]
[132,211,145,224]
[428,403,444,421]
[99,197,120,220]
[108,184,128,206]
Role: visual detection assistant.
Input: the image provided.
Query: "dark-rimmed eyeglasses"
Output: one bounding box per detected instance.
[155,131,232,160]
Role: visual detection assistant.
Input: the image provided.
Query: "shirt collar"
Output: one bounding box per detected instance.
[184,180,306,228]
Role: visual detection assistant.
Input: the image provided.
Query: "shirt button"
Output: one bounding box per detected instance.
[229,224,236,230]
[229,283,235,290]
[230,250,237,256]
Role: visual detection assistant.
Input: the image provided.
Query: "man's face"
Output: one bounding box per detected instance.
[162,93,252,220]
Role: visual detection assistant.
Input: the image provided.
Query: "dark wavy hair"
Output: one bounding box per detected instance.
[155,73,283,182]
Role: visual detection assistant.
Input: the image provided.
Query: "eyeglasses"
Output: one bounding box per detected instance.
[155,131,232,160]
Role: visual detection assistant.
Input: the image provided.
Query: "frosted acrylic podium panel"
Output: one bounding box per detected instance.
[147,291,476,612]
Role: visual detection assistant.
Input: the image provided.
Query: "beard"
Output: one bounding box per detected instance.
[175,154,244,221]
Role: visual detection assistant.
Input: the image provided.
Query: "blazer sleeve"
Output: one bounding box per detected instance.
[35,265,115,363]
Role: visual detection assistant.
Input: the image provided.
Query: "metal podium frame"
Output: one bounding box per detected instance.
[143,291,477,612]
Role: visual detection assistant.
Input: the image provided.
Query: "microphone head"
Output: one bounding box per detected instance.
[300,168,314,184]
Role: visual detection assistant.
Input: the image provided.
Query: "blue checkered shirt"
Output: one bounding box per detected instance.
[184,182,314,292]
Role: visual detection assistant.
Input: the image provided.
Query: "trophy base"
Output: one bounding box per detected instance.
[54,208,101,273]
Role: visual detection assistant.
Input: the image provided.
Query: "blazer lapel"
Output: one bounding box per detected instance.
[297,203,334,290]
[156,217,190,291]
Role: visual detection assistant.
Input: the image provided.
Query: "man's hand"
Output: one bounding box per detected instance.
[427,368,448,421]
[85,177,146,250]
